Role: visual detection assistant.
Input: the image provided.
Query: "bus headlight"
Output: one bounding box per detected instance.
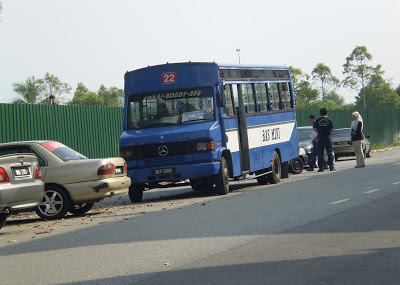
[121,149,134,160]
[196,142,208,151]
[195,140,215,152]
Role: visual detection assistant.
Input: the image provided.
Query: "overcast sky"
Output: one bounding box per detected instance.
[1,0,399,103]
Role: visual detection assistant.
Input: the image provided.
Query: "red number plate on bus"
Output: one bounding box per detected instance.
[162,72,176,84]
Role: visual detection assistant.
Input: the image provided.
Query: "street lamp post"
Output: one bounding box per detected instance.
[236,48,241,64]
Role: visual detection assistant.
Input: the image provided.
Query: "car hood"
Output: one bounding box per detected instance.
[120,121,217,148]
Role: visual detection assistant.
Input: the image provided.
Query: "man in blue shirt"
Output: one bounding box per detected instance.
[314,108,335,172]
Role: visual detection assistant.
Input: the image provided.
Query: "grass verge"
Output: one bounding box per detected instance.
[371,141,400,151]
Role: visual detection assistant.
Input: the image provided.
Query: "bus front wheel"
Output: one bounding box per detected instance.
[128,184,144,203]
[215,157,230,195]
[267,151,281,184]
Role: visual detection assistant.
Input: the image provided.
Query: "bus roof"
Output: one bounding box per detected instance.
[125,62,289,75]
[217,63,289,70]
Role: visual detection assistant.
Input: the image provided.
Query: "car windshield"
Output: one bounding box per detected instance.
[128,87,215,129]
[330,129,351,138]
[297,128,313,141]
[41,142,88,162]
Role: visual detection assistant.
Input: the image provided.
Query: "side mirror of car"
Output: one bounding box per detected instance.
[365,135,371,139]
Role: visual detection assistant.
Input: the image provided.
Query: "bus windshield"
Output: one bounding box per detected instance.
[128,87,215,129]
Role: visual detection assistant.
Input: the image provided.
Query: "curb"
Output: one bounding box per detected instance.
[371,146,400,153]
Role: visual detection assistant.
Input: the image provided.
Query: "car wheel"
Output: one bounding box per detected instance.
[366,150,372,158]
[291,157,304,174]
[0,214,8,230]
[335,154,339,161]
[215,157,230,195]
[35,185,71,220]
[128,184,144,203]
[69,203,95,216]
[267,151,281,184]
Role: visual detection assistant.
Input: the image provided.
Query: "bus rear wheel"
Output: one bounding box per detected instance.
[215,157,230,195]
[267,151,281,184]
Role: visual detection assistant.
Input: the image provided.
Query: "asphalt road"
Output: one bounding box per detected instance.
[1,148,400,284]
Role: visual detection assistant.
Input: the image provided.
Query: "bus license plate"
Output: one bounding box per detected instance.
[152,168,175,175]
[13,168,30,177]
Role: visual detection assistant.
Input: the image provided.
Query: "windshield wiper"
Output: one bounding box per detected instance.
[142,122,177,128]
[181,119,209,124]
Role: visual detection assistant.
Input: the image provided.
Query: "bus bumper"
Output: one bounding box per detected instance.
[127,161,220,184]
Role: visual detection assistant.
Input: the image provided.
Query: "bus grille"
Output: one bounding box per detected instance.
[130,142,192,159]
[143,155,186,166]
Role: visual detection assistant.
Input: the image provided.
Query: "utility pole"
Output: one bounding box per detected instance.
[236,48,241,64]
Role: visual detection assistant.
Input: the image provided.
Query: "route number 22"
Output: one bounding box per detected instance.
[162,72,177,84]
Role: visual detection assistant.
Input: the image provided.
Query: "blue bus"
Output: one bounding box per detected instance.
[120,62,299,202]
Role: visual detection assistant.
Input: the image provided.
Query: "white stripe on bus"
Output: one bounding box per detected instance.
[226,122,295,152]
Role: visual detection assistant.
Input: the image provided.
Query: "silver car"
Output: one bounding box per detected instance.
[331,128,372,161]
[0,154,44,230]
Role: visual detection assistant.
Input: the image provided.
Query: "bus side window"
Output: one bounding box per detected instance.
[280,82,292,109]
[241,84,256,114]
[223,84,234,116]
[255,83,268,112]
[268,83,280,110]
[231,84,240,115]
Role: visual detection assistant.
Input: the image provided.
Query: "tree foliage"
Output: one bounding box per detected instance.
[356,75,400,109]
[68,83,124,107]
[342,46,384,109]
[311,63,340,100]
[36,73,72,104]
[12,76,39,104]
[323,90,345,105]
[289,66,318,108]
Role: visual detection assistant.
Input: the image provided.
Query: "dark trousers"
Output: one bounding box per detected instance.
[309,142,318,168]
[318,140,333,169]
[310,142,328,168]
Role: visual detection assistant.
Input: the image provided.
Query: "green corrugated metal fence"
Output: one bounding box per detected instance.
[0,104,123,158]
[295,109,400,146]
[1,104,399,159]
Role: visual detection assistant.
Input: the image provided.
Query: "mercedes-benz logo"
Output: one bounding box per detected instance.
[158,145,168,157]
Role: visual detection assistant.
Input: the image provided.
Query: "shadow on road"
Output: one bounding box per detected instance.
[59,247,400,284]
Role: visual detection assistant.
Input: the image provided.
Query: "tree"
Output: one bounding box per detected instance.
[323,90,345,105]
[343,45,384,109]
[12,76,39,104]
[289,66,319,108]
[36,73,71,104]
[396,85,400,97]
[68,83,103,106]
[68,83,124,106]
[97,85,124,107]
[311,63,340,101]
[356,75,400,109]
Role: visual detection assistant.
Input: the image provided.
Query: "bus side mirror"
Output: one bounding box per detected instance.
[216,86,225,108]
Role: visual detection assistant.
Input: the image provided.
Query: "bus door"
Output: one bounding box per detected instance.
[233,84,250,173]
